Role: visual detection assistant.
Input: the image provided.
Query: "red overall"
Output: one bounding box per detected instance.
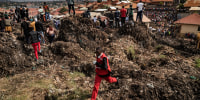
[32,42,40,59]
[91,53,117,100]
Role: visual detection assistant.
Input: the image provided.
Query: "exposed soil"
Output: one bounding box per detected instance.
[0,16,200,100]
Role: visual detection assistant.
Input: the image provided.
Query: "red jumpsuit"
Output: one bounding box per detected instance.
[91,53,117,100]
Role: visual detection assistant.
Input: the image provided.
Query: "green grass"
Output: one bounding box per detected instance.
[155,45,163,51]
[159,55,166,59]
[127,46,135,60]
[67,88,90,100]
[195,59,200,68]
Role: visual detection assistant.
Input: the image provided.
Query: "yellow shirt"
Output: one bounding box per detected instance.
[29,21,36,31]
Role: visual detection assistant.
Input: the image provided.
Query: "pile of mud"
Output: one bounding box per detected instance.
[0,32,56,78]
[58,17,109,51]
[0,16,200,100]
[119,23,155,48]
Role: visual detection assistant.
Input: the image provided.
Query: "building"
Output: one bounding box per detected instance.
[189,7,200,14]
[184,0,200,7]
[134,0,173,5]
[174,13,200,35]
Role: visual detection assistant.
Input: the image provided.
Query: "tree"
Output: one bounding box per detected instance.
[59,7,67,14]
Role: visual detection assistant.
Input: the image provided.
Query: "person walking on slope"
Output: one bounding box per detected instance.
[35,19,45,45]
[91,47,118,100]
[28,27,43,61]
[136,0,144,23]
[120,6,127,26]
[21,17,30,44]
[67,0,75,16]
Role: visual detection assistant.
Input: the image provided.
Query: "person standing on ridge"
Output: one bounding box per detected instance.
[91,47,118,100]
[136,0,144,23]
[43,2,50,21]
[127,5,134,25]
[120,6,127,26]
[114,8,120,28]
[66,0,75,16]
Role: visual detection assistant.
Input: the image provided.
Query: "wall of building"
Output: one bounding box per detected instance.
[180,24,200,34]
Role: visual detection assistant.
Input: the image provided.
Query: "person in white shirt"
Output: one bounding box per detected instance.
[38,6,44,21]
[93,15,97,23]
[136,0,144,23]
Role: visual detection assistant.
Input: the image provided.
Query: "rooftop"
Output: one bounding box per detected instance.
[184,0,200,7]
[174,13,200,25]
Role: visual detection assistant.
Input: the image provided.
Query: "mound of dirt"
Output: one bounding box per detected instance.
[58,17,109,51]
[0,16,200,100]
[119,23,155,48]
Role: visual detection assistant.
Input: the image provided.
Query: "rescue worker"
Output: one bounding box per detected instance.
[91,47,118,100]
[28,27,42,61]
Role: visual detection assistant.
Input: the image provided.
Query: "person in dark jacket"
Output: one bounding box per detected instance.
[35,19,45,44]
[114,8,120,28]
[66,0,75,15]
[0,17,6,32]
[28,27,43,61]
[21,17,30,44]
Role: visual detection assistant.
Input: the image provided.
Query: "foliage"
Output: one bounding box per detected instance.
[159,54,166,59]
[127,46,135,60]
[59,7,67,14]
[178,3,184,9]
[195,59,200,68]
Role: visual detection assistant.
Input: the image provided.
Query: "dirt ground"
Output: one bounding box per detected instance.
[0,16,200,100]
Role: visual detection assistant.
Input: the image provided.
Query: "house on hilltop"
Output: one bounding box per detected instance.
[174,13,200,35]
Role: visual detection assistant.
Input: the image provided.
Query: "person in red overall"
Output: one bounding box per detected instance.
[28,27,42,61]
[91,47,118,100]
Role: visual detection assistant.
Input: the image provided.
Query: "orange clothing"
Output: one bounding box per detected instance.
[30,21,36,31]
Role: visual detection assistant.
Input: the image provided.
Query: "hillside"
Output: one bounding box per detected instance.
[0,16,200,100]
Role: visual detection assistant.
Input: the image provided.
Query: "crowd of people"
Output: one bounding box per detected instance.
[144,7,177,37]
[85,1,145,29]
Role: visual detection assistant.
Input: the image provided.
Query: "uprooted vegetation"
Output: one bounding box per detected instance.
[0,16,200,100]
